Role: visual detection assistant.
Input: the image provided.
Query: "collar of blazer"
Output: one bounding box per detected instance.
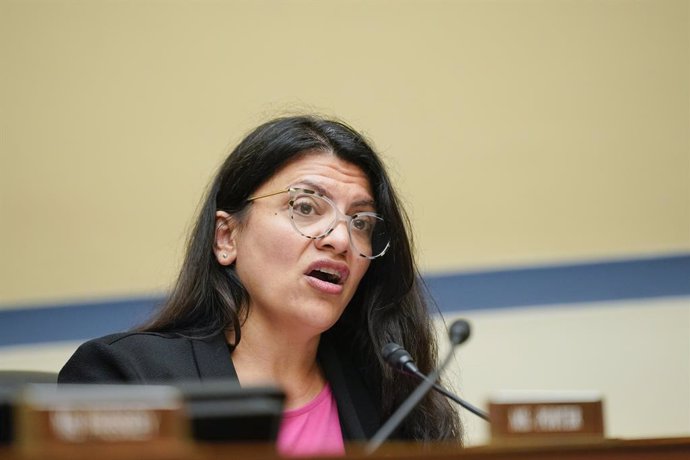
[191,331,381,441]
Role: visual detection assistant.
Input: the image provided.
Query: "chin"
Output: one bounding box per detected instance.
[308,316,342,335]
[298,305,345,334]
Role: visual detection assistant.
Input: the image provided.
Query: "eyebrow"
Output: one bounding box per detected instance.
[293,179,376,209]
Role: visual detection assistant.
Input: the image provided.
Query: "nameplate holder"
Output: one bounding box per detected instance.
[488,390,604,445]
[17,384,189,457]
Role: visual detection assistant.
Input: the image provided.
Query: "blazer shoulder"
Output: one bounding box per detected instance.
[90,331,194,351]
[58,331,204,384]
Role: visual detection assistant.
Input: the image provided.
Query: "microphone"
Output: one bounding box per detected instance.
[382,341,490,422]
[382,319,471,376]
[365,319,471,455]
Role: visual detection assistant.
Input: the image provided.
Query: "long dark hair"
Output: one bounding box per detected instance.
[141,115,461,442]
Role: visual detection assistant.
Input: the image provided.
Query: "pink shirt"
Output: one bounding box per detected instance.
[277,383,345,457]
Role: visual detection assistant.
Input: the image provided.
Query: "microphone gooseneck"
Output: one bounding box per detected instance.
[367,319,489,455]
[366,341,457,455]
[382,341,490,421]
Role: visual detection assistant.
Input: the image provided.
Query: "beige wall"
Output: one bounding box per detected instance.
[1,0,689,445]
[444,298,690,444]
[2,0,688,306]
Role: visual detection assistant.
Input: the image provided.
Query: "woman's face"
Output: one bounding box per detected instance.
[217,152,374,336]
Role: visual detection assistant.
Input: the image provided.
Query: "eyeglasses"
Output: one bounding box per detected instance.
[246,187,390,259]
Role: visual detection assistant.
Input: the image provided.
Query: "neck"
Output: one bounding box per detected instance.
[228,313,326,410]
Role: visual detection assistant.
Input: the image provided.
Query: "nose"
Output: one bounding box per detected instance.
[314,218,351,255]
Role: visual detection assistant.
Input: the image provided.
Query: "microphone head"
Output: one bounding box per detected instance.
[382,342,404,362]
[448,319,471,345]
[381,342,419,375]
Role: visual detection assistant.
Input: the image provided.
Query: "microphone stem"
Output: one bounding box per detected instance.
[365,347,456,455]
[412,370,490,421]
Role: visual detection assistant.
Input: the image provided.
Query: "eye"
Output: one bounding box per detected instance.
[351,215,375,234]
[295,201,314,216]
[292,195,326,217]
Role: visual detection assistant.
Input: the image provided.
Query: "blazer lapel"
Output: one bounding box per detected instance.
[318,335,381,441]
[187,331,380,440]
[190,331,239,380]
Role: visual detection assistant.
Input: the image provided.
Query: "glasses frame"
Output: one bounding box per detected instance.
[246,187,390,259]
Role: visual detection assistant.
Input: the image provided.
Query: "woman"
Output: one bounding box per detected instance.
[59,115,462,454]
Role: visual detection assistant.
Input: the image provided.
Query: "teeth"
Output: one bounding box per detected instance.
[312,268,341,284]
[316,268,340,278]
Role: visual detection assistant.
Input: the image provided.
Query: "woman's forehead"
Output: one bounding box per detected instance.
[264,152,373,199]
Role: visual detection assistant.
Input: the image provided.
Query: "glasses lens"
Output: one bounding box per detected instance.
[349,213,389,258]
[290,191,390,259]
[290,192,337,237]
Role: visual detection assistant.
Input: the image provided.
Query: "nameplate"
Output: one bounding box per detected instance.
[17,384,189,457]
[488,390,604,444]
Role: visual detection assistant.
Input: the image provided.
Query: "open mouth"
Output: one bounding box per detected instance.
[307,268,343,285]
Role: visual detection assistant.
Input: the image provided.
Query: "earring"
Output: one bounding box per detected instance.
[222,253,228,259]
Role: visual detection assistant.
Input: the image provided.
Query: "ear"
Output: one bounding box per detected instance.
[214,211,239,266]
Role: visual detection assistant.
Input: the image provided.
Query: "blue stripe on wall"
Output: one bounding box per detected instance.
[425,254,690,312]
[0,255,688,348]
[0,298,162,347]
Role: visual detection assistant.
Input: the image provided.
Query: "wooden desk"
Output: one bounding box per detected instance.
[3,436,690,459]
[364,437,690,460]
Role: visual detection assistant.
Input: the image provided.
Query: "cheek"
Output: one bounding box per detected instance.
[238,213,306,267]
[266,218,306,259]
[349,259,371,288]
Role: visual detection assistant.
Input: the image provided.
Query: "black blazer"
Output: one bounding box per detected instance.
[58,331,382,441]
